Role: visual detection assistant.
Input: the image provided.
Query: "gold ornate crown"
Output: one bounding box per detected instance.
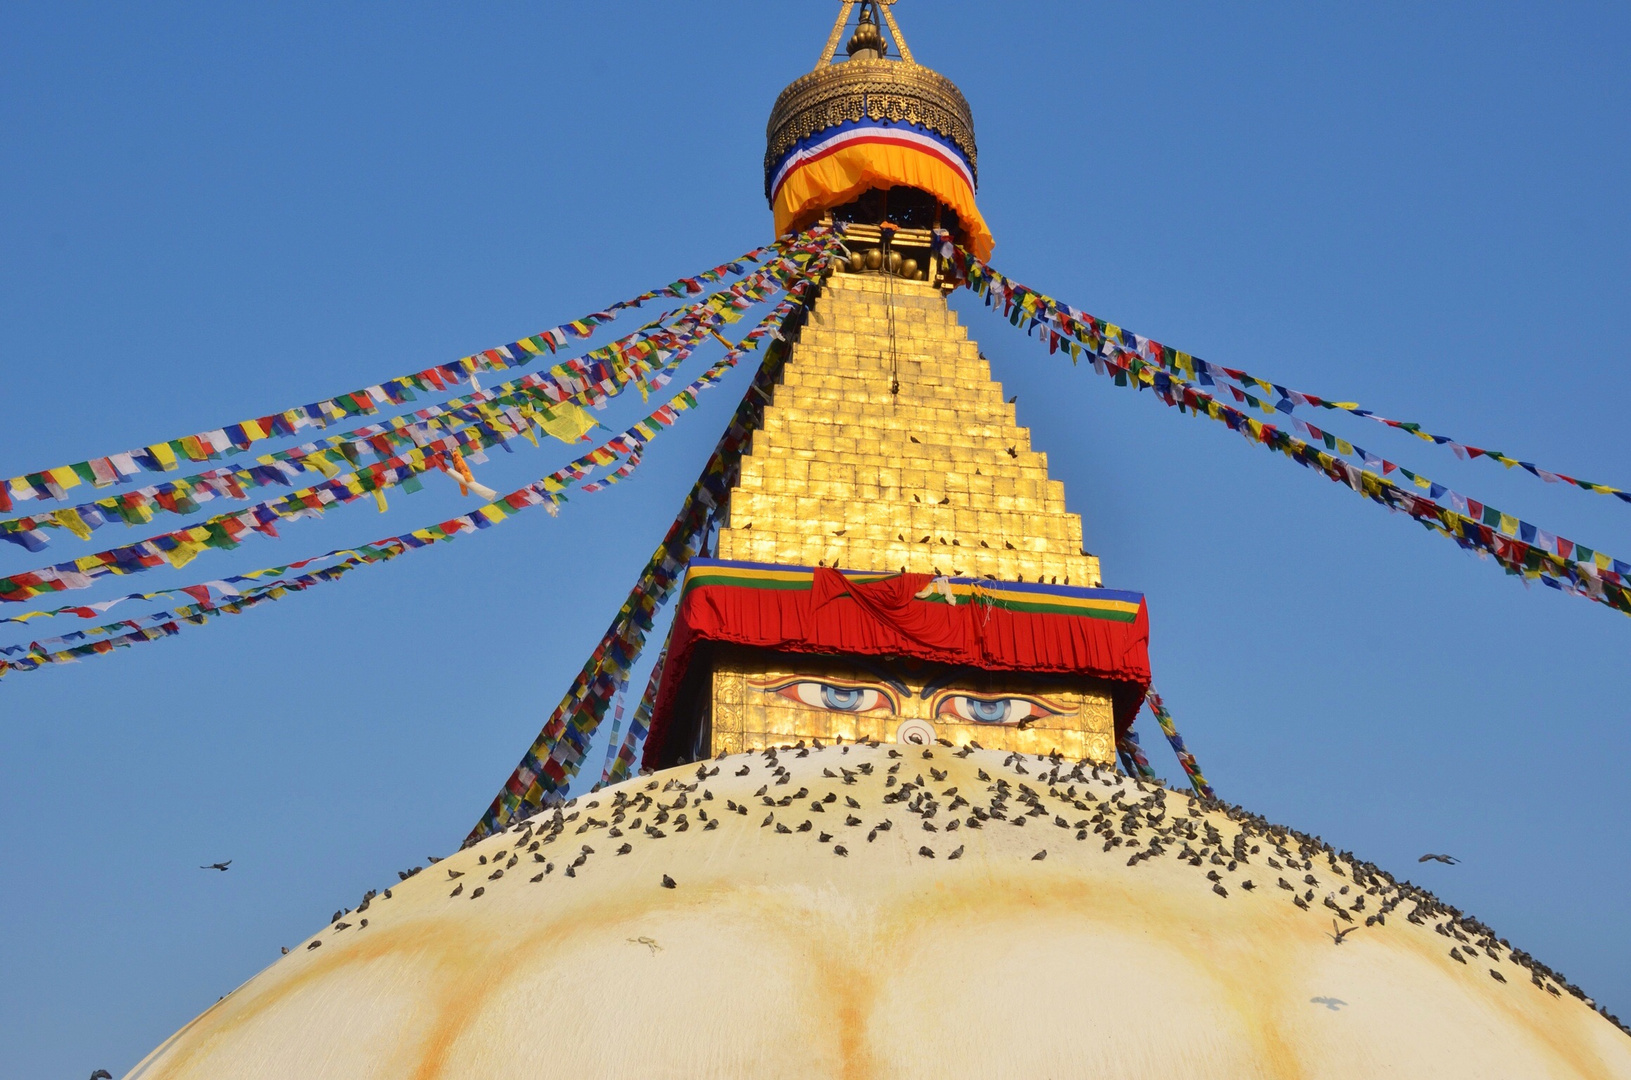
[763,2,977,201]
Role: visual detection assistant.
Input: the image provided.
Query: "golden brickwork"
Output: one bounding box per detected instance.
[717,271,1101,586]
[709,651,1117,763]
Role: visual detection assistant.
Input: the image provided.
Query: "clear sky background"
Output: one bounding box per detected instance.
[2,2,1627,1075]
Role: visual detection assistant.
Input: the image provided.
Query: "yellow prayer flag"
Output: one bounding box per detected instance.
[47,466,83,491]
[1336,439,1354,455]
[49,508,92,540]
[535,402,597,445]
[162,541,203,569]
[147,443,179,470]
[304,452,341,479]
[372,489,388,513]
[1497,514,1519,536]
[241,419,268,441]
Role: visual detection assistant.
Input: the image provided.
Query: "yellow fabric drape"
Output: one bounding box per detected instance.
[772,141,994,261]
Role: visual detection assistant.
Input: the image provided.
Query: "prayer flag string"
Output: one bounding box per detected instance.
[0,245,830,552]
[953,258,1630,505]
[957,258,1631,618]
[0,282,825,679]
[466,267,829,843]
[1117,731,1157,781]
[0,229,831,514]
[603,645,666,787]
[1144,689,1213,799]
[0,250,836,607]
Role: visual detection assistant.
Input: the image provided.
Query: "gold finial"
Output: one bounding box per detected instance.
[816,0,915,69]
[846,3,887,60]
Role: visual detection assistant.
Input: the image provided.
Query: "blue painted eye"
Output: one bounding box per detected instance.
[769,681,893,714]
[937,695,1062,725]
[821,685,865,710]
[966,698,1011,723]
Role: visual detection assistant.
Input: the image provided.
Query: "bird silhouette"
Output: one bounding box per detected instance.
[661,874,676,889]
[90,1071,114,1080]
[1328,920,1358,945]
[1418,853,1459,864]
[199,860,231,871]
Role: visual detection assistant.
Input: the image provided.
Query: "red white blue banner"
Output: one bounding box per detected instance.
[768,118,975,204]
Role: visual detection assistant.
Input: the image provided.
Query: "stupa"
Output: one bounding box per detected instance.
[123,5,1631,1078]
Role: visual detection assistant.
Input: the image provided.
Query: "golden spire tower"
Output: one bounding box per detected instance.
[639,1,1140,769]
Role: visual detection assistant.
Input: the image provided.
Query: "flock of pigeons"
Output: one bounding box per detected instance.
[83,761,1484,1077]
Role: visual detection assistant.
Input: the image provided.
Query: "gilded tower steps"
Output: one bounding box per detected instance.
[717,271,1101,586]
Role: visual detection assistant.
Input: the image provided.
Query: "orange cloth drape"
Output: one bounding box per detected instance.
[772,140,994,261]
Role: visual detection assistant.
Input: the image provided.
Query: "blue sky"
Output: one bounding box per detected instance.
[2,2,1627,1075]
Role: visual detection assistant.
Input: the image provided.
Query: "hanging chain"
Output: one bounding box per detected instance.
[883,237,901,396]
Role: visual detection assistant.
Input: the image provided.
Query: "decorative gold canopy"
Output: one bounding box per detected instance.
[763,1,991,257]
[764,47,977,201]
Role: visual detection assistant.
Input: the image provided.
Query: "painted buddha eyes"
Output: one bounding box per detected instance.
[766,679,896,714]
[935,694,1061,725]
[750,676,1065,725]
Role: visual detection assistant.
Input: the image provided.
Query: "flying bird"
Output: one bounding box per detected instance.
[1418,853,1459,864]
[1328,920,1358,945]
[90,1071,114,1080]
[199,860,231,871]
